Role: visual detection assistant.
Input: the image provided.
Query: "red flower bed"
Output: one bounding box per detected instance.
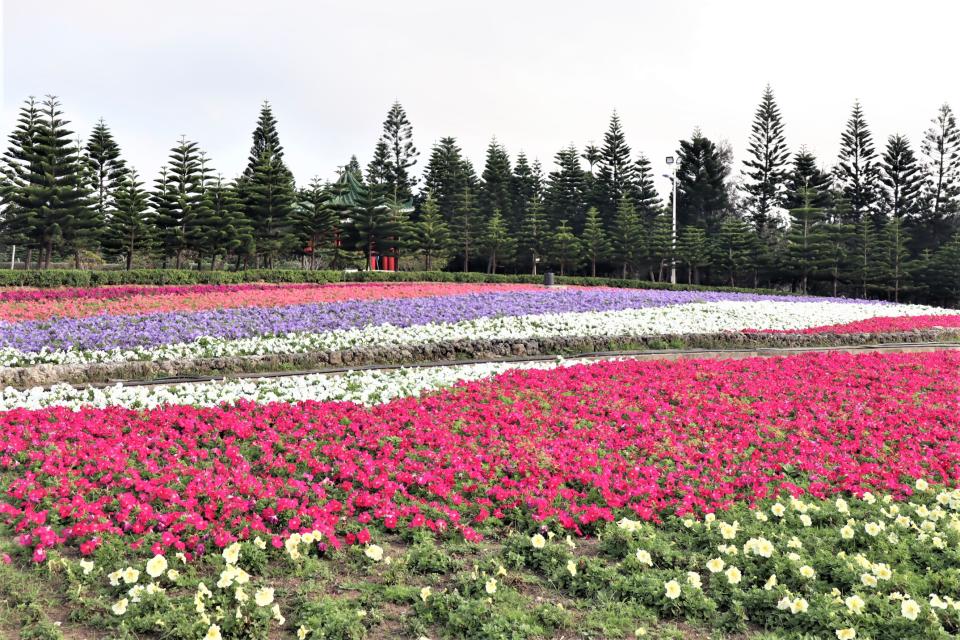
[0,282,542,322]
[752,314,960,334]
[1,351,958,557]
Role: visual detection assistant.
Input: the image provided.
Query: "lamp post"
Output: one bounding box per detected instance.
[665,156,678,284]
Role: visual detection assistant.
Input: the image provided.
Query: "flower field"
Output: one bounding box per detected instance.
[1,282,960,639]
[0,282,955,370]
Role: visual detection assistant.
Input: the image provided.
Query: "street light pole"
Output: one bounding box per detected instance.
[665,157,678,284]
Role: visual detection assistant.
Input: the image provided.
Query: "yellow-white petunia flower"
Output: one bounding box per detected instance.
[146,555,168,579]
[664,579,681,600]
[706,557,725,573]
[845,594,866,614]
[901,598,920,620]
[112,598,129,615]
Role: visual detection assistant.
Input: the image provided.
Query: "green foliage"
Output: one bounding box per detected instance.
[784,185,833,294]
[479,209,514,273]
[677,129,730,233]
[450,184,481,272]
[298,597,377,640]
[515,196,548,275]
[406,536,457,575]
[580,207,611,277]
[610,196,644,278]
[103,170,153,270]
[411,194,450,270]
[547,219,580,276]
[713,216,757,286]
[647,212,675,282]
[544,145,585,229]
[422,137,474,222]
[676,225,710,285]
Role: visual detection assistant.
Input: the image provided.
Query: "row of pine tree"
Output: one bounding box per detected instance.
[2,89,959,303]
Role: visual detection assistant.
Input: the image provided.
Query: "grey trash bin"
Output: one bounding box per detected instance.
[544,271,555,286]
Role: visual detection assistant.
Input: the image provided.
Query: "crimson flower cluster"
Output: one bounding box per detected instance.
[1,351,957,559]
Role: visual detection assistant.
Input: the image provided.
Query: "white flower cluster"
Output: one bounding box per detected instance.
[0,360,568,411]
[0,300,952,369]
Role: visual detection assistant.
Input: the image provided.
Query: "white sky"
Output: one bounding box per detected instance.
[3,0,959,197]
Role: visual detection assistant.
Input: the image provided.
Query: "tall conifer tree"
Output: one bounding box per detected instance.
[835,102,882,226]
[742,85,790,239]
[378,101,418,202]
[84,118,127,229]
[916,103,960,252]
[239,102,295,266]
[0,96,42,260]
[479,139,513,221]
[9,96,95,268]
[596,112,634,221]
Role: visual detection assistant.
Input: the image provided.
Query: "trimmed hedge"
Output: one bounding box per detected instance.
[0,268,803,297]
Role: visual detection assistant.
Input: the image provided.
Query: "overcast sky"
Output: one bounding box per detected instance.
[3,0,959,197]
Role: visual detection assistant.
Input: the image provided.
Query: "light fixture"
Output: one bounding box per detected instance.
[665,156,675,165]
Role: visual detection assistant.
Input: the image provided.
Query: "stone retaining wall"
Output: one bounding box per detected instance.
[1,330,957,388]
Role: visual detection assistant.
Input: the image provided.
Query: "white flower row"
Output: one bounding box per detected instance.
[0,300,953,369]
[0,359,567,411]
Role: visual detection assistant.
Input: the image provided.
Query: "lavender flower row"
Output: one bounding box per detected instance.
[0,287,882,353]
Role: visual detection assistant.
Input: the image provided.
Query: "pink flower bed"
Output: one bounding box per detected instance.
[1,350,957,557]
[753,314,960,334]
[0,282,543,322]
